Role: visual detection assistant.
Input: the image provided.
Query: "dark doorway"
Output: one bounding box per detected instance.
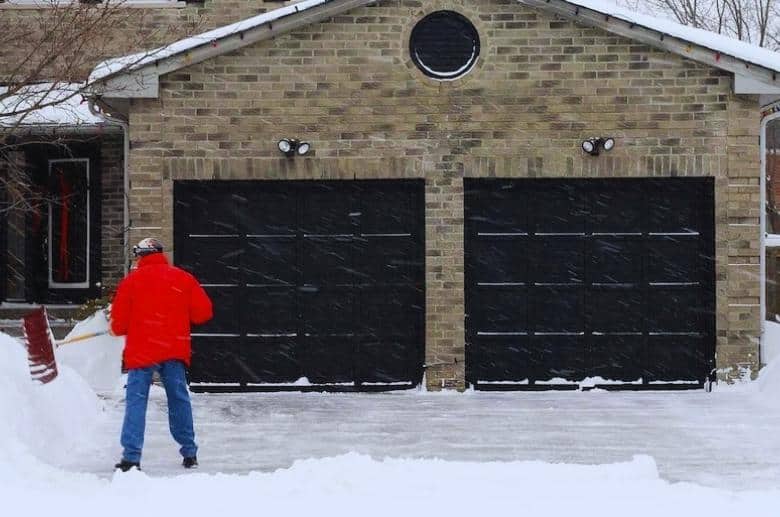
[0,143,102,304]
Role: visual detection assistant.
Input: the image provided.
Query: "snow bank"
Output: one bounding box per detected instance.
[764,320,780,365]
[56,309,125,393]
[0,332,103,466]
[3,453,780,517]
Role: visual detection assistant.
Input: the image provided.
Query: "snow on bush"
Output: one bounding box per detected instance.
[0,332,103,466]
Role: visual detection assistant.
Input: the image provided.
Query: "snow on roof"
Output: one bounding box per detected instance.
[88,0,780,90]
[89,0,330,83]
[557,0,780,73]
[0,83,103,127]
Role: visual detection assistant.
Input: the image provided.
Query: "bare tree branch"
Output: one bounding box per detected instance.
[0,0,202,214]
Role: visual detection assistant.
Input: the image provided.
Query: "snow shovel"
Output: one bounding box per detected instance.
[22,306,109,384]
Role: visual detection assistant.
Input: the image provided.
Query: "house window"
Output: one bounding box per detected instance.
[410,11,480,80]
[48,158,89,289]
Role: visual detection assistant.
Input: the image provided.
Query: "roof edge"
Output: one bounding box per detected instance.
[89,0,376,99]
[521,0,780,91]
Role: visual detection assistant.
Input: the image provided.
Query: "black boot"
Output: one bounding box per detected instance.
[182,456,198,469]
[114,459,141,472]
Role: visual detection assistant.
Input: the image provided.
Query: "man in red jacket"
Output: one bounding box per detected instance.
[110,237,213,472]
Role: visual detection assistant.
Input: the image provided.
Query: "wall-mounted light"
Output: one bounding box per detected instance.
[277,138,312,158]
[581,137,615,156]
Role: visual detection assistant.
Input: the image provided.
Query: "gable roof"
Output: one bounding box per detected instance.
[89,0,780,99]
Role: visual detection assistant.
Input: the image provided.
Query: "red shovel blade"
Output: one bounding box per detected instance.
[22,307,58,384]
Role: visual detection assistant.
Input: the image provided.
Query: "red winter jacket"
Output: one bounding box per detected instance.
[110,253,213,369]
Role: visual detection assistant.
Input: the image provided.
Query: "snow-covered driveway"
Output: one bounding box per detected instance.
[61,387,780,490]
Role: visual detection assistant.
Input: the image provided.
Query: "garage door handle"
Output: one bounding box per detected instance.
[298,285,319,293]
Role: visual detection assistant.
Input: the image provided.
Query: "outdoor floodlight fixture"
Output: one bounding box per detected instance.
[581,137,616,156]
[277,138,312,158]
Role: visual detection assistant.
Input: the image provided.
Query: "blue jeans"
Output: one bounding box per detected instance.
[120,360,198,463]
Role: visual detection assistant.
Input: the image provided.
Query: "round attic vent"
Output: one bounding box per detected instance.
[410,11,480,81]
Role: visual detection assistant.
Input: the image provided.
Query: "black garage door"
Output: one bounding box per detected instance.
[174,180,425,391]
[465,178,715,390]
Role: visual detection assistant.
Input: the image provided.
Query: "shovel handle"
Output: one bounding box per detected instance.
[56,330,109,347]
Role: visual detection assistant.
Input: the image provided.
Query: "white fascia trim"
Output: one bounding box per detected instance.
[760,106,780,365]
[520,0,780,92]
[735,75,780,95]
[88,0,375,99]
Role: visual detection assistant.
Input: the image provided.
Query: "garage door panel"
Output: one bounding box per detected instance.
[646,239,698,284]
[302,337,354,384]
[645,335,707,382]
[359,186,417,236]
[243,286,298,335]
[532,287,584,333]
[532,238,585,284]
[238,190,297,236]
[300,187,355,235]
[589,184,643,234]
[357,340,417,384]
[465,184,529,235]
[590,335,644,381]
[465,178,714,389]
[358,236,420,284]
[176,180,424,389]
[469,286,527,334]
[647,187,699,234]
[176,187,240,236]
[471,237,528,284]
[241,337,303,384]
[301,237,357,285]
[197,286,240,334]
[177,237,242,285]
[532,184,586,234]
[468,337,536,382]
[360,286,422,337]
[244,238,298,285]
[590,238,642,284]
[646,289,701,333]
[301,286,355,335]
[589,288,644,333]
[190,337,247,384]
[534,335,587,381]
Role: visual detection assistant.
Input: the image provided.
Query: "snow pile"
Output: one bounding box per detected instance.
[757,357,780,405]
[764,320,780,365]
[56,309,125,393]
[0,332,103,466]
[3,453,780,517]
[754,321,780,405]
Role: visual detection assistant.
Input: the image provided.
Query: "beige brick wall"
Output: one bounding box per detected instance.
[0,1,293,81]
[100,133,127,290]
[125,0,762,388]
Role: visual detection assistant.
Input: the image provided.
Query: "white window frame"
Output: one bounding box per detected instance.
[48,158,90,290]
